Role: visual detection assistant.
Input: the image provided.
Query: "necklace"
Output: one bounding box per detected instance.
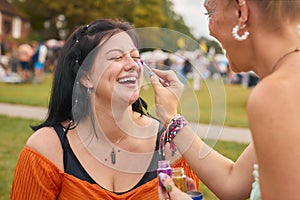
[110,135,127,165]
[271,47,300,73]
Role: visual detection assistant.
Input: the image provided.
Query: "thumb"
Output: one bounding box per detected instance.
[149,73,163,92]
[158,173,193,200]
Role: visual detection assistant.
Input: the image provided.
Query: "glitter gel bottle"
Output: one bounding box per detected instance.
[172,167,187,192]
[157,160,172,186]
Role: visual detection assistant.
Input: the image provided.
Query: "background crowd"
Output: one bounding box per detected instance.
[0,39,63,84]
[141,49,259,90]
[0,38,259,88]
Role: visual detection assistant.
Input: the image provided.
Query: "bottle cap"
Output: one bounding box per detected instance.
[158,160,170,168]
[172,167,185,176]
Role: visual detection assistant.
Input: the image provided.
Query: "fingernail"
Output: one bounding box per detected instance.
[158,172,165,182]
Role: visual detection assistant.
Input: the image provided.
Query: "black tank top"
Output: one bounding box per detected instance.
[53,122,164,194]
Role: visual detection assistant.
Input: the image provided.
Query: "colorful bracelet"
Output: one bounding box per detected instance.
[159,115,188,157]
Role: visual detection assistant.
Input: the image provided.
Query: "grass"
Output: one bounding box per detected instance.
[0,115,248,200]
[0,74,252,128]
[0,74,252,199]
[200,140,248,199]
[141,77,251,128]
[0,74,52,107]
[0,115,38,200]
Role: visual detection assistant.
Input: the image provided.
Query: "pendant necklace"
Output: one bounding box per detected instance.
[271,47,300,73]
[110,135,127,165]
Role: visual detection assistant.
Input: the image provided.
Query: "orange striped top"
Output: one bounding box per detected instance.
[11,147,199,200]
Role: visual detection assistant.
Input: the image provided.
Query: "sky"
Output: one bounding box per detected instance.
[171,0,214,40]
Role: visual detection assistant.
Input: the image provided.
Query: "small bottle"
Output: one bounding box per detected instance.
[172,167,187,192]
[157,160,172,186]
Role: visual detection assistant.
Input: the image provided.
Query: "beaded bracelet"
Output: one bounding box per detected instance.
[159,115,188,157]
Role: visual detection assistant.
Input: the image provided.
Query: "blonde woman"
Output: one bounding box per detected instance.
[154,0,300,199]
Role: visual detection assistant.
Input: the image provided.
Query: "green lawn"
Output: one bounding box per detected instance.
[0,74,252,199]
[0,74,52,107]
[0,74,252,128]
[0,116,38,200]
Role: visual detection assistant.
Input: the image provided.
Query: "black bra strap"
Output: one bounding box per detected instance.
[53,124,69,171]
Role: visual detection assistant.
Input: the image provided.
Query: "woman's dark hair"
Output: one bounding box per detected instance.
[32,19,147,131]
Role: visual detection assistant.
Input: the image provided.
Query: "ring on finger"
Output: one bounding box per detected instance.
[166,184,173,192]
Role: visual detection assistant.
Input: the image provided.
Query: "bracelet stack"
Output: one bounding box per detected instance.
[159,115,188,157]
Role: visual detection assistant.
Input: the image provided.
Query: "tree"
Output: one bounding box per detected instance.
[12,0,195,40]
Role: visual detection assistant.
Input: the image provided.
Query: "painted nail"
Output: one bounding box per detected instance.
[158,172,165,182]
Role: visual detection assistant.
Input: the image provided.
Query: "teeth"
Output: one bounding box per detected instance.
[118,77,137,83]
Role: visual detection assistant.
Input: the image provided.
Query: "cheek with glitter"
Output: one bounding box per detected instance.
[204,0,209,6]
[138,62,142,73]
[205,0,216,16]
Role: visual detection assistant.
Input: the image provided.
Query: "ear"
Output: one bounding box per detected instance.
[79,74,94,89]
[237,0,249,29]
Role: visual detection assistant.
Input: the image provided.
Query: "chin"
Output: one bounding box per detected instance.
[129,93,140,105]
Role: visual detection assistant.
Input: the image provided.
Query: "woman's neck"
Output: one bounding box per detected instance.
[251,25,300,79]
[94,102,134,141]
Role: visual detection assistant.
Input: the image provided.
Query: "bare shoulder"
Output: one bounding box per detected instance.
[26,126,63,170]
[247,74,300,151]
[247,64,300,198]
[247,76,298,117]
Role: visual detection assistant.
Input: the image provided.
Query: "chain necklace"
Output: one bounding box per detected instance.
[110,135,127,165]
[271,47,300,73]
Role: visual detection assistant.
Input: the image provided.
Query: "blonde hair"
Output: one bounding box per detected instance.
[254,0,300,23]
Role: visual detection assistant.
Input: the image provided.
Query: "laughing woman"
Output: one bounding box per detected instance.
[10,19,199,199]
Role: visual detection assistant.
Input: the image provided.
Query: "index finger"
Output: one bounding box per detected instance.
[151,69,180,86]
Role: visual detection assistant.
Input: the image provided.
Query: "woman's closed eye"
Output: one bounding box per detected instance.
[108,55,123,61]
[132,56,141,61]
[107,54,140,62]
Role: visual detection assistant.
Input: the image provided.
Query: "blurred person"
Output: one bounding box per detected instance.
[7,41,20,73]
[150,0,300,199]
[32,41,48,83]
[172,50,186,85]
[192,52,209,91]
[10,19,199,199]
[161,53,172,70]
[17,42,34,82]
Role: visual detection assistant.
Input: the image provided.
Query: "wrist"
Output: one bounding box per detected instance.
[159,114,188,157]
[164,114,181,129]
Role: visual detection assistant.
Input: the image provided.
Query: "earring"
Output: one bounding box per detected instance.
[232,25,250,41]
[87,87,93,97]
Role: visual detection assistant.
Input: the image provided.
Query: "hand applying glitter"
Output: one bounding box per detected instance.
[148,68,184,128]
[138,60,169,86]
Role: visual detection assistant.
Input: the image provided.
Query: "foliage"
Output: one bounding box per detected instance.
[11,0,194,41]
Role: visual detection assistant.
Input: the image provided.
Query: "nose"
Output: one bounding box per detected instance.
[123,54,139,71]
